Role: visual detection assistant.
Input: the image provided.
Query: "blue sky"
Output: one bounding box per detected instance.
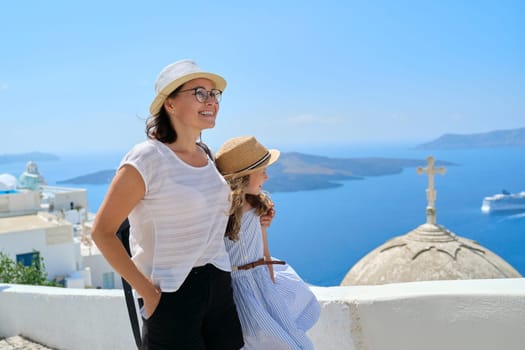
[1,0,523,154]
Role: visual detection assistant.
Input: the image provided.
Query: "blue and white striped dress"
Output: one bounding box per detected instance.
[224,209,320,350]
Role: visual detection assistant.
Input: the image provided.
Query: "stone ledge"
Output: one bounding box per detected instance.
[2,279,525,350]
[0,336,55,350]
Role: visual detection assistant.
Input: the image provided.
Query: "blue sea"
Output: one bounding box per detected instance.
[2,145,524,286]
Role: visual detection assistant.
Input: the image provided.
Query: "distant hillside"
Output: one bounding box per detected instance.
[0,152,59,164]
[57,169,115,185]
[416,127,525,150]
[58,152,454,193]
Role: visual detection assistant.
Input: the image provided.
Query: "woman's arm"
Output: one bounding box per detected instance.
[91,165,161,316]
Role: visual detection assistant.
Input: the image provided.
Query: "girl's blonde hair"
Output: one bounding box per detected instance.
[225,174,273,241]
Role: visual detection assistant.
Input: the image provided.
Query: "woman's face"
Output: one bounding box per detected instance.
[164,78,220,131]
[246,168,268,195]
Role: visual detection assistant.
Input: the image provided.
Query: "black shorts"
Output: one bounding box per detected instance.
[141,264,244,350]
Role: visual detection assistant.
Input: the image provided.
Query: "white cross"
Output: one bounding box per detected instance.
[417,156,446,224]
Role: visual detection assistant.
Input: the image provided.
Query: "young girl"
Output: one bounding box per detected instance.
[216,136,321,350]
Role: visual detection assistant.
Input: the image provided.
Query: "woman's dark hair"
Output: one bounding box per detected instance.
[145,85,183,143]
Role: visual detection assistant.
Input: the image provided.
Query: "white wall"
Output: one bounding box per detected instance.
[0,230,79,280]
[0,230,46,255]
[82,253,123,289]
[307,278,525,350]
[0,284,134,350]
[1,279,524,350]
[44,241,80,278]
[47,187,88,212]
[0,191,39,217]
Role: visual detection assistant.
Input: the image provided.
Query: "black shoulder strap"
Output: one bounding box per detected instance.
[116,218,142,349]
[197,141,214,161]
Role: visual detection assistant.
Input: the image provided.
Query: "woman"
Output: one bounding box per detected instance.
[91,59,244,350]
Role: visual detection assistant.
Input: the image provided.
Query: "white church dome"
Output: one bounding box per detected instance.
[0,173,17,191]
[341,222,521,286]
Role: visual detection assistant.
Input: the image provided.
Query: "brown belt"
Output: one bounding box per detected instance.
[233,258,286,271]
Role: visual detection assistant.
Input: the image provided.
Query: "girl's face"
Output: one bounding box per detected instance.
[164,78,219,131]
[246,168,268,195]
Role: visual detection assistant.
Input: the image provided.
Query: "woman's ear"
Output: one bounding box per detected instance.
[163,99,174,113]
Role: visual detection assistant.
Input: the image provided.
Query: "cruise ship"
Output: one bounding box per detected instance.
[481,190,525,213]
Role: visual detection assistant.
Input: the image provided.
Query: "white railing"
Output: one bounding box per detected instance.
[1,278,524,350]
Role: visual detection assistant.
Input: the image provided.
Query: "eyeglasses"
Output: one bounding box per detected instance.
[178,87,222,103]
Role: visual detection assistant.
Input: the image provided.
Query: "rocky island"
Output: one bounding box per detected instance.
[416,127,525,150]
[57,152,454,193]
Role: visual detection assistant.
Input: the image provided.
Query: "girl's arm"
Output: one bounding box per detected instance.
[261,225,275,283]
[91,165,161,317]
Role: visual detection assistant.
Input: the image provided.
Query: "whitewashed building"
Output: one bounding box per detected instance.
[0,162,120,289]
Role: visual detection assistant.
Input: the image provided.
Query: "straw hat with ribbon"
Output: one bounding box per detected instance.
[215,136,280,179]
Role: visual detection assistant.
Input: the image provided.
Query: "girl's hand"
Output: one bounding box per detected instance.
[260,207,276,228]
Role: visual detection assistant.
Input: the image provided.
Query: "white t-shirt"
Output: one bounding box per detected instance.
[121,139,232,292]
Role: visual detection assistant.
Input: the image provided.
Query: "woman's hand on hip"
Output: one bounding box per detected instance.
[143,283,162,319]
